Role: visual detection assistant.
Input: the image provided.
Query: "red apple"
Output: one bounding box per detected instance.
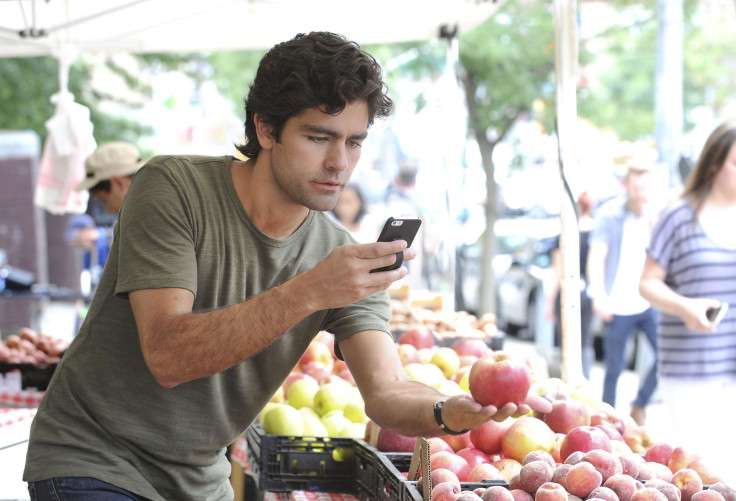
[444,432,474,452]
[492,458,523,482]
[398,326,436,350]
[364,420,416,452]
[501,416,555,464]
[468,463,504,482]
[470,417,512,455]
[299,339,333,368]
[427,437,455,455]
[431,450,471,482]
[559,425,613,462]
[591,410,626,436]
[396,343,422,366]
[543,399,592,434]
[451,338,491,358]
[431,468,461,489]
[469,352,531,408]
[457,447,491,470]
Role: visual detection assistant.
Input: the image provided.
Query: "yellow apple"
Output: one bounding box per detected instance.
[302,415,329,437]
[337,422,366,439]
[262,404,303,436]
[431,346,461,378]
[343,401,368,424]
[286,376,320,409]
[321,411,352,436]
[312,382,351,416]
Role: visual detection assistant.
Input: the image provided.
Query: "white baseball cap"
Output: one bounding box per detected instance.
[75,142,144,191]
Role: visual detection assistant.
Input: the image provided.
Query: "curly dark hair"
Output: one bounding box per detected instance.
[236,31,394,159]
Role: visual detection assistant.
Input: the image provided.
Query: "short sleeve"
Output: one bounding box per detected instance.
[115,162,198,297]
[647,202,684,271]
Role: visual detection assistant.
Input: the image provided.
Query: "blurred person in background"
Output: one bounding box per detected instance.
[640,120,736,479]
[331,183,381,243]
[587,161,659,425]
[545,191,596,379]
[74,141,145,214]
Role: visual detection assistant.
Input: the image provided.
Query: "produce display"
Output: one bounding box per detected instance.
[0,327,67,364]
[254,307,733,500]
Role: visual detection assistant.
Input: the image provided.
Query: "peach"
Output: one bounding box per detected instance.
[710,482,736,501]
[481,486,516,501]
[431,468,461,489]
[432,481,462,501]
[691,492,726,501]
[604,473,641,501]
[645,443,675,466]
[638,461,673,482]
[566,461,603,498]
[589,486,621,501]
[583,449,622,483]
[645,478,682,501]
[564,451,586,465]
[618,452,646,478]
[523,450,556,469]
[534,482,569,501]
[672,468,704,501]
[509,489,534,501]
[551,463,572,489]
[688,458,725,485]
[510,474,522,490]
[457,492,484,501]
[668,447,701,474]
[631,487,669,501]
[519,460,554,495]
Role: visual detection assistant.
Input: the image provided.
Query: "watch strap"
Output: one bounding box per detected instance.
[433,397,470,436]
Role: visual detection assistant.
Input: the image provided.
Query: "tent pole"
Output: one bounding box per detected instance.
[553,0,583,385]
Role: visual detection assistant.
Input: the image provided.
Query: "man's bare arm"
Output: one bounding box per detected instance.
[131,241,414,388]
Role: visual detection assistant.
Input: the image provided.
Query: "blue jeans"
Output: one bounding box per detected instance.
[602,307,659,408]
[28,477,150,501]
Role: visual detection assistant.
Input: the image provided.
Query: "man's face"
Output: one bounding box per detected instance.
[92,177,128,214]
[268,101,369,212]
[625,170,651,215]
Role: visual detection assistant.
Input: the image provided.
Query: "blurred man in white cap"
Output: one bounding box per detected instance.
[74,141,144,214]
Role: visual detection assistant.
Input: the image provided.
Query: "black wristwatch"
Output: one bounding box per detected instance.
[433,397,471,435]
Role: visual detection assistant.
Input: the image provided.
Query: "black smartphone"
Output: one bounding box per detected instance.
[706,303,729,325]
[370,217,422,273]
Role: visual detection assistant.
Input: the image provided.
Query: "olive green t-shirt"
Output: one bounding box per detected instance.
[24,155,390,500]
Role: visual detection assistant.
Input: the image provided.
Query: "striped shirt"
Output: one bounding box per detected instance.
[647,200,736,380]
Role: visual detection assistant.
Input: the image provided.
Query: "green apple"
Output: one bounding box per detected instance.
[437,378,465,396]
[312,382,351,416]
[431,346,461,378]
[343,401,368,424]
[262,404,303,436]
[298,406,321,421]
[286,376,320,409]
[302,415,329,437]
[337,421,367,439]
[321,411,352,436]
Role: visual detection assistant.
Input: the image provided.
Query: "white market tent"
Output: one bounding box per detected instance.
[0,0,584,384]
[0,0,504,56]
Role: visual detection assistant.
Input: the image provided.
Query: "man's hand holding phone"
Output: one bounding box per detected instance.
[370,217,422,273]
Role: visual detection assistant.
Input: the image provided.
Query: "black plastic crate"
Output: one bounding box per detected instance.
[375,452,414,501]
[0,362,57,390]
[245,424,358,493]
[353,440,378,495]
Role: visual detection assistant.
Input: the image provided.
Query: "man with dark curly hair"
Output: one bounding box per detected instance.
[24,32,549,500]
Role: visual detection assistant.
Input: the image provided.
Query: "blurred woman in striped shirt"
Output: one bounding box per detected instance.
[640,119,736,480]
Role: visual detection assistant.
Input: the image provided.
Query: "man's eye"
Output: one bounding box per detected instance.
[347,141,362,148]
[308,136,327,143]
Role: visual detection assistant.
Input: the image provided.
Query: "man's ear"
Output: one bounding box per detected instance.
[254,114,275,150]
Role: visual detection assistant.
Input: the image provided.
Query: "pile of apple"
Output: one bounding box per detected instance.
[260,331,369,440]
[0,327,67,365]
[389,299,501,342]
